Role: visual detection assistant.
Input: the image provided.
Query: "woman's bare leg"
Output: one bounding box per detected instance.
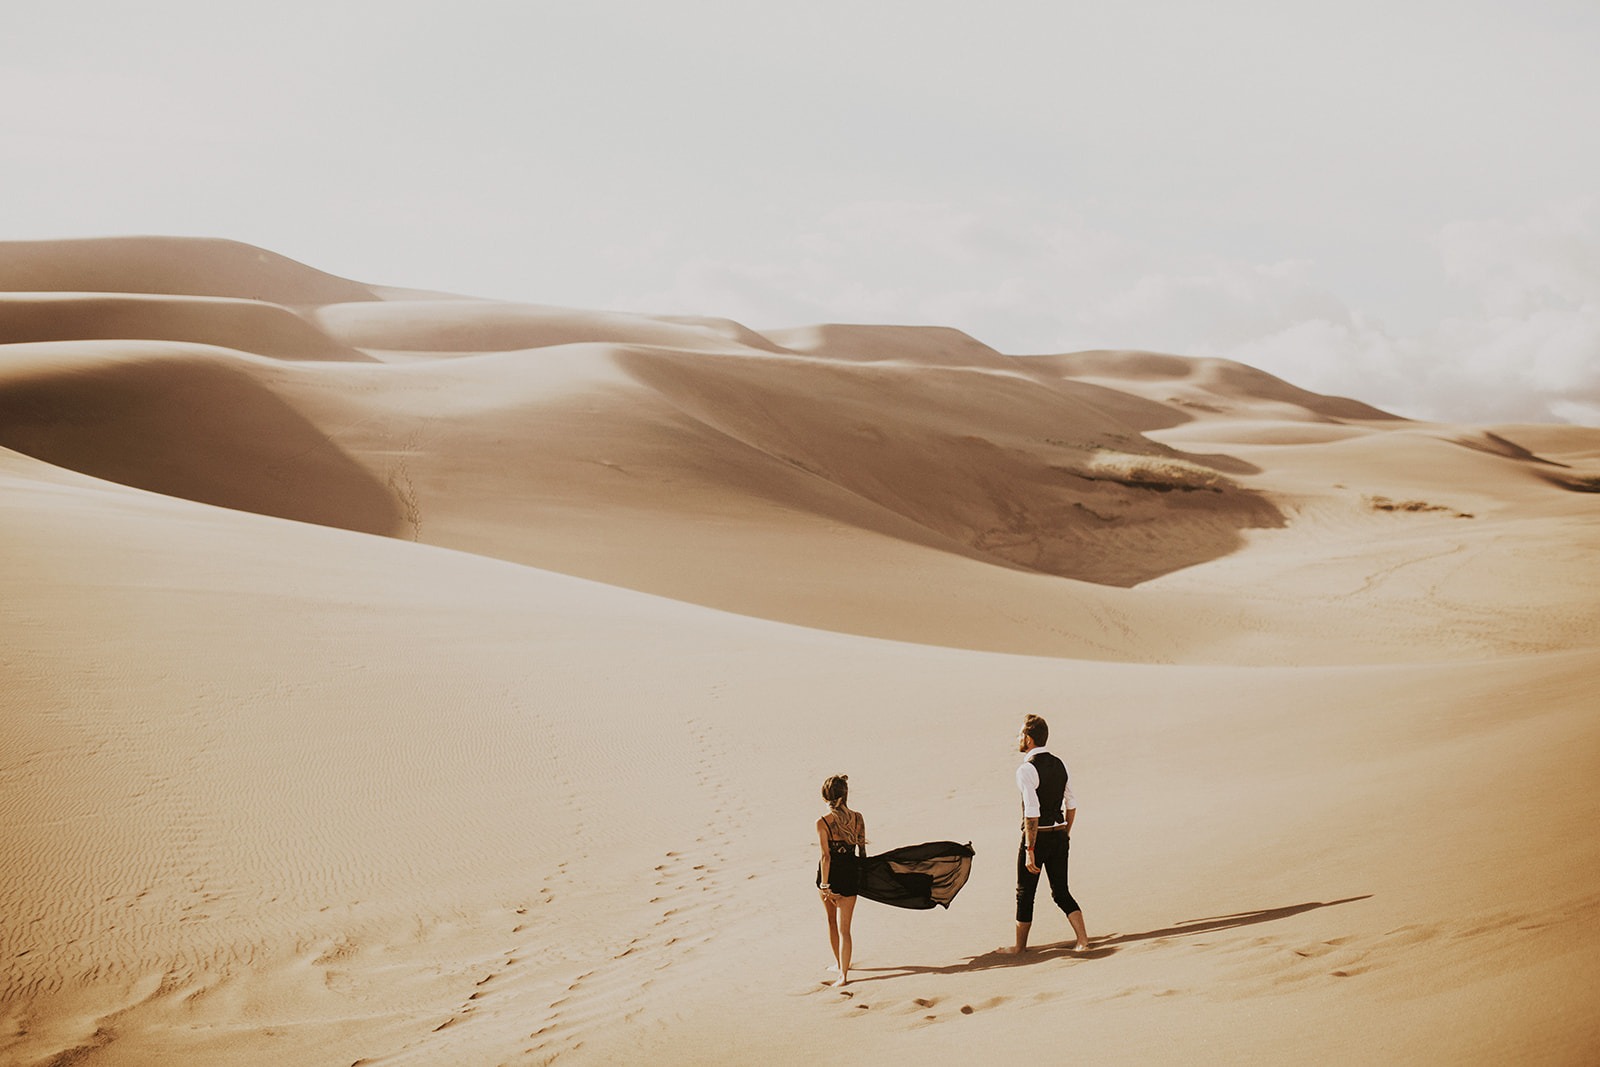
[822,897,841,975]
[833,896,857,986]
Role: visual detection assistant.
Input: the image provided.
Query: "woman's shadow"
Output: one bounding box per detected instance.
[849,896,1373,982]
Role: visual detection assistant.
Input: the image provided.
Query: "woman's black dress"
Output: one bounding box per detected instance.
[816,812,864,897]
[817,841,862,896]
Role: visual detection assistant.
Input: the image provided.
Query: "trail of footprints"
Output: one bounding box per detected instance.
[823,983,1030,1027]
[327,704,763,1065]
[513,714,745,1063]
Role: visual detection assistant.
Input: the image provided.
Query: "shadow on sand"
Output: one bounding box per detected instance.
[849,895,1373,983]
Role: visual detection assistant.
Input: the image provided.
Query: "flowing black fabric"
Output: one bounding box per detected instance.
[857,841,975,910]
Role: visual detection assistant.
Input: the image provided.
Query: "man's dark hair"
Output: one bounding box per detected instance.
[1022,714,1049,745]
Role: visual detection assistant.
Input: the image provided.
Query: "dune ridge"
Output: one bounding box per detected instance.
[0,292,370,362]
[0,237,379,305]
[2,237,1598,1065]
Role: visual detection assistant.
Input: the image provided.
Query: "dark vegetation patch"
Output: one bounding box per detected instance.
[1365,495,1473,519]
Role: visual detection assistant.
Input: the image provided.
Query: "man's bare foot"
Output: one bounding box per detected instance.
[995,945,1028,955]
[1072,941,1090,952]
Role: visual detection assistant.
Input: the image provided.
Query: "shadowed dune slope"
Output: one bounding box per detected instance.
[0,341,403,536]
[612,346,1285,584]
[1490,422,1600,463]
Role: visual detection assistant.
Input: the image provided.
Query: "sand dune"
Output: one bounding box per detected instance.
[311,299,787,357]
[1044,348,1401,423]
[0,237,379,305]
[3,237,1598,1065]
[0,292,369,362]
[0,341,403,537]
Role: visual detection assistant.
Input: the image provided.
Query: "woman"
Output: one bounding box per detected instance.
[816,774,866,987]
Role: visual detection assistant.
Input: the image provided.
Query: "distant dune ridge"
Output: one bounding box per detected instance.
[3,237,1598,1065]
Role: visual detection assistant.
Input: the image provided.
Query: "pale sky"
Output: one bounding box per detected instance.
[6,0,1600,423]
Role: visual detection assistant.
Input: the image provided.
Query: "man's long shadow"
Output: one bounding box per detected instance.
[850,896,1373,983]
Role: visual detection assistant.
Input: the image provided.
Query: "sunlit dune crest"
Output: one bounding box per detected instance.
[3,237,1598,1065]
[0,236,382,304]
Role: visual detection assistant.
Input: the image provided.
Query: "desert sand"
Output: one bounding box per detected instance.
[2,236,1598,1065]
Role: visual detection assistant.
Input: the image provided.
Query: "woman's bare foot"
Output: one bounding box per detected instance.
[831,974,849,987]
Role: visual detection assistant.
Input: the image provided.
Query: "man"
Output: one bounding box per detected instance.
[1001,713,1089,954]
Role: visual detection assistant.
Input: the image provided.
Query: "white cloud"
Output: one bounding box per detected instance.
[1223,199,1600,424]
[1439,199,1600,315]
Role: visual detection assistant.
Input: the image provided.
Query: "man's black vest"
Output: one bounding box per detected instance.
[1029,751,1069,827]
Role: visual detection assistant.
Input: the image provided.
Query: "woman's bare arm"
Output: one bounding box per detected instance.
[816,817,832,891]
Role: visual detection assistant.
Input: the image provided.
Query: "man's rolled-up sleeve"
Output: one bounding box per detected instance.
[1016,762,1040,819]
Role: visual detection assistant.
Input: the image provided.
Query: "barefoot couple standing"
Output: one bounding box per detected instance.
[815,714,1086,986]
